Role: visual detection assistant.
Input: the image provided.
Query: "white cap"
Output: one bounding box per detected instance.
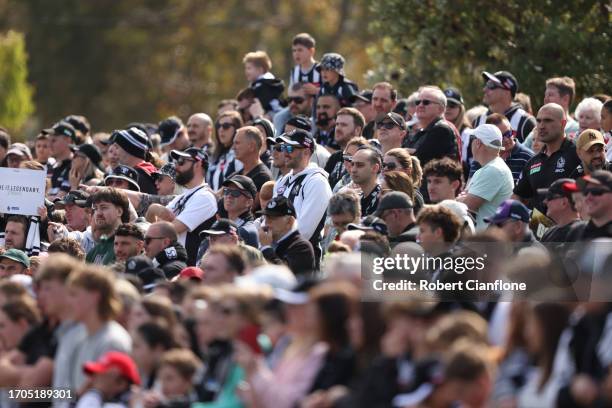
[472,124,504,151]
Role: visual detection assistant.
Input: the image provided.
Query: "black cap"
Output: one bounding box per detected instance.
[375,191,414,216]
[153,163,176,182]
[482,71,518,97]
[199,219,239,237]
[125,255,166,292]
[537,178,577,201]
[222,175,257,198]
[170,147,208,163]
[578,170,612,191]
[351,89,373,104]
[443,87,464,105]
[276,129,315,151]
[378,112,406,130]
[45,121,77,143]
[105,165,140,191]
[64,115,90,135]
[76,143,105,171]
[263,196,297,217]
[285,116,312,133]
[158,116,184,147]
[347,215,389,236]
[53,190,91,208]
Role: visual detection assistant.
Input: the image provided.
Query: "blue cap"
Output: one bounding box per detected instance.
[485,199,530,225]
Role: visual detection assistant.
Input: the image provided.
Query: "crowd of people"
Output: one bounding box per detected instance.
[0,31,611,407]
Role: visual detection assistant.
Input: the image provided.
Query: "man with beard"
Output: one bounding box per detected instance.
[284,115,330,169]
[86,188,131,265]
[571,129,612,178]
[146,147,217,266]
[47,190,100,254]
[314,94,341,150]
[325,107,365,188]
[348,146,383,217]
[1,215,29,252]
[143,221,188,279]
[186,113,213,151]
[113,223,145,263]
[274,82,315,134]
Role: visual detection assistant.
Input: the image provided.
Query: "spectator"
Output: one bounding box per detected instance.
[222,174,260,247]
[131,322,175,390]
[0,249,30,278]
[186,112,213,151]
[473,70,536,143]
[48,237,86,261]
[200,245,246,285]
[285,114,332,170]
[384,148,424,206]
[243,50,284,115]
[538,179,581,244]
[458,124,514,229]
[5,143,33,168]
[380,171,417,213]
[326,191,361,246]
[158,116,190,162]
[486,199,539,244]
[423,158,463,203]
[572,129,611,177]
[602,99,612,161]
[277,82,316,134]
[375,191,418,246]
[317,52,358,108]
[575,97,604,134]
[147,147,217,266]
[34,132,56,174]
[233,126,273,207]
[377,112,407,154]
[314,94,341,150]
[566,171,612,240]
[258,196,315,276]
[86,188,130,265]
[109,127,157,194]
[104,165,141,191]
[152,163,178,196]
[113,224,144,263]
[2,216,29,252]
[208,110,244,191]
[47,121,77,199]
[143,221,188,280]
[444,87,472,168]
[325,107,365,189]
[0,298,41,357]
[198,219,265,269]
[416,205,462,260]
[348,146,382,217]
[365,82,398,139]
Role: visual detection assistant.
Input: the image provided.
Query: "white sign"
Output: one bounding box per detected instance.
[0,168,46,216]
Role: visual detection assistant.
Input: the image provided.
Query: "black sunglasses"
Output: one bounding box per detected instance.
[176,158,195,166]
[415,99,439,106]
[485,82,505,91]
[223,189,247,198]
[376,121,397,130]
[342,154,353,163]
[288,96,305,104]
[583,188,609,197]
[144,236,165,244]
[216,122,235,130]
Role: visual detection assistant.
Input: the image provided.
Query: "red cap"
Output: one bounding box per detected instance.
[174,266,204,282]
[83,351,141,385]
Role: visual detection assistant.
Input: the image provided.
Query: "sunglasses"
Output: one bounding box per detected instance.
[376,121,397,130]
[415,99,439,106]
[502,130,515,139]
[583,188,609,197]
[288,96,305,104]
[216,122,235,130]
[223,189,247,198]
[343,154,353,163]
[176,158,195,166]
[280,144,302,154]
[144,236,165,244]
[383,162,398,170]
[485,82,505,90]
[545,194,565,201]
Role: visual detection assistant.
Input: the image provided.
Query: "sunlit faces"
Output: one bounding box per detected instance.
[583,186,612,220]
[291,44,314,65]
[577,144,606,173]
[0,258,27,278]
[91,201,123,234]
[349,149,378,186]
[371,87,394,116]
[3,221,26,250]
[416,89,445,125]
[35,138,52,163]
[320,68,340,86]
[330,212,357,235]
[536,107,565,143]
[543,86,568,107]
[186,115,211,146]
[416,222,443,252]
[244,62,264,83]
[49,134,71,157]
[427,175,459,203]
[578,109,602,132]
[287,88,311,116]
[334,114,359,146]
[113,235,144,262]
[216,119,237,148]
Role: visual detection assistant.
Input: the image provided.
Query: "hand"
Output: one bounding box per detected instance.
[141,390,164,408]
[37,205,48,222]
[145,203,173,223]
[234,340,259,376]
[258,226,273,247]
[571,374,599,406]
[69,166,82,190]
[301,391,328,408]
[302,83,319,96]
[47,222,65,241]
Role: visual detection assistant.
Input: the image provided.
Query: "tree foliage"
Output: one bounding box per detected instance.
[0,30,34,133]
[368,0,611,108]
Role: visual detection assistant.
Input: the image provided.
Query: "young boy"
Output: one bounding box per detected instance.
[243,50,285,116]
[317,52,358,108]
[143,348,202,406]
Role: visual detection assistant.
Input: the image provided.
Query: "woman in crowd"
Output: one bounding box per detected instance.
[69,143,106,189]
[575,97,604,135]
[381,170,423,215]
[208,111,244,191]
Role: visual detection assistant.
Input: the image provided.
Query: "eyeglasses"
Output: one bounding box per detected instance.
[583,188,609,197]
[176,158,195,166]
[144,236,165,244]
[287,96,305,104]
[415,99,439,106]
[342,155,353,163]
[382,162,398,171]
[376,121,397,130]
[502,130,515,139]
[216,122,235,130]
[223,189,247,198]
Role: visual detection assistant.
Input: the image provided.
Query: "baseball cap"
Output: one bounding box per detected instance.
[199,219,239,237]
[153,163,176,182]
[274,278,320,305]
[0,249,30,268]
[577,170,612,191]
[485,199,531,225]
[83,351,141,385]
[471,124,504,151]
[443,87,464,105]
[576,129,605,152]
[284,116,312,133]
[262,196,297,217]
[378,112,406,130]
[158,116,184,147]
[53,190,91,208]
[351,89,373,104]
[170,147,208,163]
[537,178,577,201]
[392,357,446,407]
[64,115,90,135]
[375,192,414,216]
[222,175,257,198]
[276,129,315,151]
[6,143,33,159]
[347,215,389,236]
[105,165,140,191]
[76,143,105,171]
[44,121,77,143]
[482,71,518,97]
[174,266,204,282]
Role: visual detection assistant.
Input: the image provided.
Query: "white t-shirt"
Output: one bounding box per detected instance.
[166,183,217,247]
[466,156,514,230]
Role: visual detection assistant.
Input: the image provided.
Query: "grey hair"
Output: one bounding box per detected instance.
[419,85,447,108]
[328,190,361,218]
[575,97,603,122]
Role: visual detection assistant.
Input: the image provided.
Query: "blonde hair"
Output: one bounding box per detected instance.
[243,50,272,72]
[68,265,122,321]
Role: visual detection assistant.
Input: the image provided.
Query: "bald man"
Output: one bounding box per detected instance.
[187,113,213,150]
[513,103,581,213]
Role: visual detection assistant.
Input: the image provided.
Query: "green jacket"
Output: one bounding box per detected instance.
[85,235,116,265]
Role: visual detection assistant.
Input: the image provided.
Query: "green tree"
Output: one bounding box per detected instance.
[368,0,611,109]
[0,30,34,133]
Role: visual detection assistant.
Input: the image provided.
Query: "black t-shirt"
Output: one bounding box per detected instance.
[514,138,581,212]
[566,220,612,241]
[325,151,344,188]
[18,319,58,365]
[50,158,72,195]
[135,167,157,194]
[541,219,581,244]
[241,162,272,191]
[361,184,382,217]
